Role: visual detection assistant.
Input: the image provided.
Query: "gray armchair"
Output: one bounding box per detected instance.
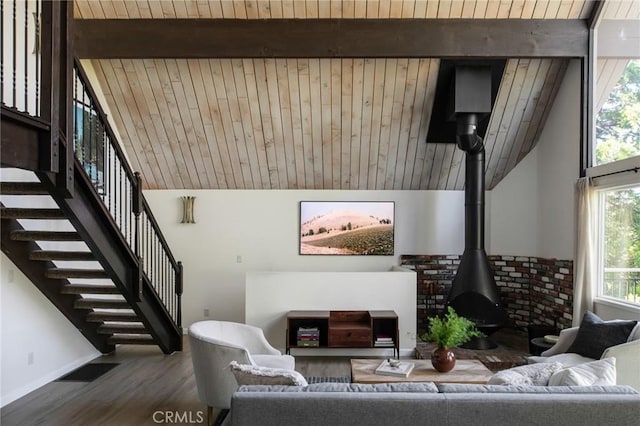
[188,320,295,425]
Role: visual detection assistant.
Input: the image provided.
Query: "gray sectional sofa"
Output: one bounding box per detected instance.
[230,382,640,426]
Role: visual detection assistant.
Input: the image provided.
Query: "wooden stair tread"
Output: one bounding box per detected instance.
[108,335,155,345]
[0,207,65,219]
[61,284,120,294]
[74,298,128,309]
[98,323,147,334]
[46,268,108,279]
[86,311,139,322]
[30,250,95,261]
[9,230,82,241]
[0,182,48,195]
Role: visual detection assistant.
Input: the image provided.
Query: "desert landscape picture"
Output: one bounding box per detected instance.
[300,201,394,255]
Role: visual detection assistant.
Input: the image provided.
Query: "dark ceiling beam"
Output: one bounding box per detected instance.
[75,19,588,59]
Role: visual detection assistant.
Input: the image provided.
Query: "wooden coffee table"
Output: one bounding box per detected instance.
[350,358,493,384]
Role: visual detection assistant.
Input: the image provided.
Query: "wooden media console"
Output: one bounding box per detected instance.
[286,310,399,357]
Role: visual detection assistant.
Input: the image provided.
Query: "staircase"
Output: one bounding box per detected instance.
[0,171,176,353]
[1,0,182,354]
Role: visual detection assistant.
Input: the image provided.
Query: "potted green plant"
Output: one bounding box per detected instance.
[421,306,484,372]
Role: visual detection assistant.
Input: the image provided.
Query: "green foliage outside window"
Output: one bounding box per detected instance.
[595,60,640,165]
[603,188,640,303]
[595,59,640,303]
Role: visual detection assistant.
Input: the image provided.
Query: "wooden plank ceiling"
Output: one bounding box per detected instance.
[75,0,607,190]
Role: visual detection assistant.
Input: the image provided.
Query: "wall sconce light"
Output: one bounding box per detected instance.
[181,196,196,224]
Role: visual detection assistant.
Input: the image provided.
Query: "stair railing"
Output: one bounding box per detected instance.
[1,0,42,117]
[2,0,71,177]
[72,59,182,327]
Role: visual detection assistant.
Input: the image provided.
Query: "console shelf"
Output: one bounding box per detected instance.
[286,310,398,357]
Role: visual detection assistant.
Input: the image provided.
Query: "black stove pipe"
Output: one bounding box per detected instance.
[457,113,485,251]
[447,113,506,349]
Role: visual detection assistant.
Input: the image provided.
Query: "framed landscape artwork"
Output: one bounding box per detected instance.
[299,201,395,255]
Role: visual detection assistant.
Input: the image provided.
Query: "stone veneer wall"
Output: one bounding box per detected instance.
[400,255,573,336]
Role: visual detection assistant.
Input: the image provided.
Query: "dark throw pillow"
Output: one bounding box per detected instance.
[567,311,637,359]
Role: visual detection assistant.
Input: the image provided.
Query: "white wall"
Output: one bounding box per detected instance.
[144,190,464,326]
[490,59,581,260]
[245,268,416,355]
[1,254,100,407]
[535,60,581,259]
[488,148,540,256]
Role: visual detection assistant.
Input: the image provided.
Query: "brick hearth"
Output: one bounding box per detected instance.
[401,255,574,337]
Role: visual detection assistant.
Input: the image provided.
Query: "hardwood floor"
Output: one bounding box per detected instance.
[1,337,355,426]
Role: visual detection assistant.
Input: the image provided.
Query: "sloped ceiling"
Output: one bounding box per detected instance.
[74,0,607,190]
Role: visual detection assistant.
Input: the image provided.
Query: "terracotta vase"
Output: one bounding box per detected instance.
[431,347,456,372]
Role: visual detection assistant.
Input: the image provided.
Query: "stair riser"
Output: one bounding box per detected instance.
[46,270,108,279]
[30,251,95,261]
[98,326,147,335]
[86,313,139,322]
[108,337,155,345]
[74,301,129,309]
[1,208,65,219]
[0,182,48,195]
[61,285,120,295]
[10,231,82,241]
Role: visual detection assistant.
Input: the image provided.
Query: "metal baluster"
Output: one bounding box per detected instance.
[23,0,28,110]
[119,165,123,231]
[99,126,104,196]
[157,237,161,298]
[166,254,170,311]
[157,242,161,300]
[151,234,155,293]
[89,96,95,183]
[173,266,177,321]
[145,214,149,279]
[172,263,176,321]
[12,0,17,107]
[1,0,4,104]
[82,83,87,164]
[34,0,39,115]
[133,172,142,300]
[162,252,173,312]
[73,70,78,154]
[128,182,132,246]
[106,142,111,212]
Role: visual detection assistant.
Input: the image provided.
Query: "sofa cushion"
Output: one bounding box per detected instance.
[628,323,640,342]
[548,357,616,386]
[527,352,595,366]
[487,362,564,386]
[237,382,439,393]
[437,383,638,394]
[567,311,637,359]
[229,361,308,386]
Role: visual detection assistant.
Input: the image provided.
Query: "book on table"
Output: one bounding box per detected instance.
[296,326,320,347]
[374,359,415,377]
[374,334,395,347]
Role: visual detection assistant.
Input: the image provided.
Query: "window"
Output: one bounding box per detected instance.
[594,7,640,167]
[591,6,640,308]
[597,184,640,306]
[595,60,640,166]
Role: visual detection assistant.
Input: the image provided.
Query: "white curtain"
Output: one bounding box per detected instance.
[573,177,598,326]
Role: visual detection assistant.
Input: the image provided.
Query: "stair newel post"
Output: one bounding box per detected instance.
[56,0,74,197]
[176,261,183,328]
[39,0,73,194]
[133,172,143,301]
